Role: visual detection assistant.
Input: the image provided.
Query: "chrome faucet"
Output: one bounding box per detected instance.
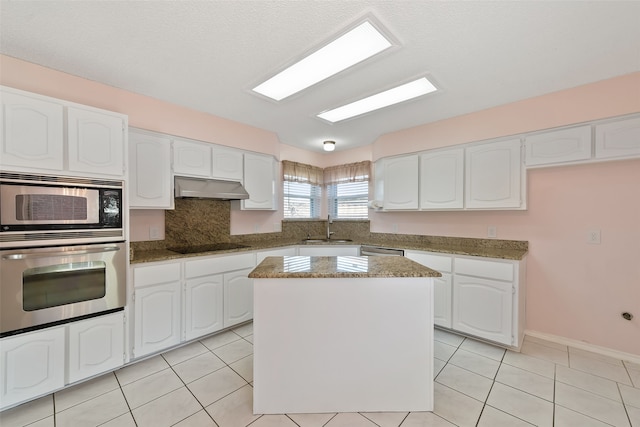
[326,214,334,240]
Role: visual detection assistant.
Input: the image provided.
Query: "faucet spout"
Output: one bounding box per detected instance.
[326,214,334,240]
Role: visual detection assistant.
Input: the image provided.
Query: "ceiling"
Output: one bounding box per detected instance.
[1,1,639,153]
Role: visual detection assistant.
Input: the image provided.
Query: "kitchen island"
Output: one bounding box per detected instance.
[249,255,441,414]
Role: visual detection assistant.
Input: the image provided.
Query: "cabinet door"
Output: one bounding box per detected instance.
[242,153,276,210]
[525,125,592,167]
[0,327,65,409]
[173,138,212,177]
[404,251,453,328]
[297,246,360,256]
[223,268,254,328]
[595,116,640,160]
[185,275,224,341]
[452,275,513,346]
[465,139,522,209]
[67,312,124,384]
[420,149,464,209]
[212,146,243,181]
[383,155,419,210]
[129,130,173,209]
[134,282,181,358]
[0,90,64,171]
[67,107,125,177]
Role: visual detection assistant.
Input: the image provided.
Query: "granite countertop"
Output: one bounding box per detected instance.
[249,256,442,279]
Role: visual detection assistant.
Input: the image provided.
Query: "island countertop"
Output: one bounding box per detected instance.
[249,255,442,279]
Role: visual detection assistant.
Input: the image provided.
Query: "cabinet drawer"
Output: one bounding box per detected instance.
[133,263,181,287]
[455,257,513,281]
[405,251,452,272]
[185,253,255,278]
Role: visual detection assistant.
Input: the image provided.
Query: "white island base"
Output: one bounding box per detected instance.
[253,276,434,414]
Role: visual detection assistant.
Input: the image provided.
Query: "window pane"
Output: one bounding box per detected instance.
[284,181,321,218]
[328,181,369,219]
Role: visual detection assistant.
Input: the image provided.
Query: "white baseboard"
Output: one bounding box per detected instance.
[524,329,640,366]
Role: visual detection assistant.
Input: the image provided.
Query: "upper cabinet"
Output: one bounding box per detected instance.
[242,153,277,210]
[212,146,243,181]
[129,129,173,209]
[465,139,523,210]
[0,86,126,178]
[172,138,213,178]
[595,116,640,160]
[382,154,419,210]
[524,125,592,167]
[419,148,464,210]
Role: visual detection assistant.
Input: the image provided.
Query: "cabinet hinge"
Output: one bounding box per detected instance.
[512,286,516,295]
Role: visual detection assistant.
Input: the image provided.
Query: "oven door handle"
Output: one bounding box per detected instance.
[2,246,121,260]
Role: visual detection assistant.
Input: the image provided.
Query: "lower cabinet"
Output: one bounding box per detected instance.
[134,281,182,358]
[223,268,254,328]
[185,274,224,341]
[405,251,453,328]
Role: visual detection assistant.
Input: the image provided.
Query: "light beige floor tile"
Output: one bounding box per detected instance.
[434,341,457,362]
[162,341,209,366]
[173,409,217,426]
[324,412,377,426]
[173,351,226,384]
[624,360,640,371]
[569,353,632,385]
[434,358,446,378]
[448,348,500,379]
[232,322,253,337]
[399,411,456,426]
[619,383,640,408]
[251,414,299,426]
[477,405,534,426]
[495,363,554,401]
[521,340,568,366]
[114,355,169,386]
[433,383,483,427]
[627,405,640,427]
[286,412,336,427]
[24,416,54,427]
[502,350,556,379]
[434,329,465,347]
[54,372,119,412]
[244,334,254,343]
[213,339,253,364]
[556,364,621,402]
[435,363,492,401]
[229,354,253,382]
[361,411,408,426]
[568,346,624,366]
[55,389,129,427]
[555,381,630,426]
[131,387,202,427]
[523,335,568,351]
[459,338,506,361]
[101,411,137,427]
[0,395,53,427]
[205,384,259,427]
[121,367,183,409]
[200,330,241,350]
[554,405,613,427]
[628,367,640,388]
[486,382,553,427]
[188,366,247,407]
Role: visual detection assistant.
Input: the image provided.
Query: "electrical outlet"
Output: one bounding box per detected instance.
[273,222,280,232]
[254,224,259,233]
[149,226,161,240]
[587,229,601,244]
[392,223,398,233]
[488,226,497,238]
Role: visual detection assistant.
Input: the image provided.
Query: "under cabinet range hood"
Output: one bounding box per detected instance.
[174,176,249,200]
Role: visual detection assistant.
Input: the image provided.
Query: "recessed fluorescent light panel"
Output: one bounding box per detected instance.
[317,77,437,123]
[252,21,393,101]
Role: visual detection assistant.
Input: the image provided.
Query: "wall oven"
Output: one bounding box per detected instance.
[0,172,126,337]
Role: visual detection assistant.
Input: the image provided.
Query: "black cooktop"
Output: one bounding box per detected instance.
[167,243,250,254]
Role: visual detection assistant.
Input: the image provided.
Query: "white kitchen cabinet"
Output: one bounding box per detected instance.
[67,106,125,177]
[465,138,523,209]
[66,311,124,384]
[223,268,254,328]
[0,327,65,410]
[419,148,464,210]
[257,247,297,264]
[595,116,640,160]
[212,146,244,181]
[172,138,212,178]
[297,245,360,256]
[382,154,419,210]
[129,129,173,209]
[524,125,592,167]
[184,257,227,341]
[405,251,453,328]
[242,152,277,210]
[0,88,64,172]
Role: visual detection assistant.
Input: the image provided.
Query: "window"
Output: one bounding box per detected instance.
[325,161,371,219]
[282,161,323,219]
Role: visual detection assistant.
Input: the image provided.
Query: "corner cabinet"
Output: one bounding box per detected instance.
[128,129,173,209]
[465,139,524,209]
[242,153,277,210]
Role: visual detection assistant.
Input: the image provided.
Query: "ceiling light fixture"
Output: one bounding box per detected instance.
[252,21,393,101]
[317,77,438,123]
[323,140,336,152]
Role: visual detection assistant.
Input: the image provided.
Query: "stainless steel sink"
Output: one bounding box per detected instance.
[302,239,353,244]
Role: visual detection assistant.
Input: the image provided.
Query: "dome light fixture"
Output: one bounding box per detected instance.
[323,140,336,152]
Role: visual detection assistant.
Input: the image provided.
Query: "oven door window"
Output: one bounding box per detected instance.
[22,262,107,311]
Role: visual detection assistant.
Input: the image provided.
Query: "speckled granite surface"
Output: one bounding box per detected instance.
[249,256,441,279]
